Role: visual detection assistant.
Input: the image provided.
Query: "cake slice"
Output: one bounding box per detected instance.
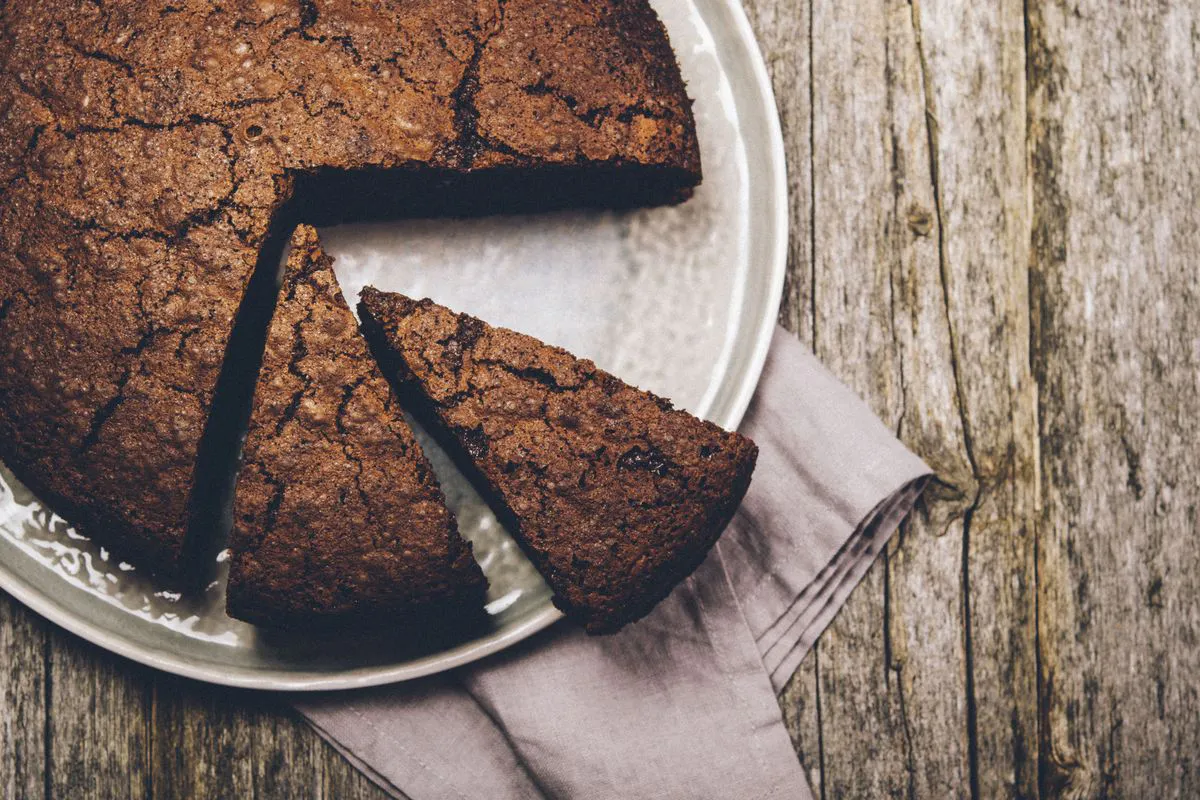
[358,291,758,634]
[227,228,486,628]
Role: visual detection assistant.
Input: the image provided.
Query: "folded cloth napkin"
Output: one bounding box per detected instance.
[296,327,931,799]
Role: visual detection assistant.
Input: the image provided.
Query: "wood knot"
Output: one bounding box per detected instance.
[907,204,934,237]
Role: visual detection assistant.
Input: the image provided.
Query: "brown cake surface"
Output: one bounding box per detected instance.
[228,226,485,627]
[0,0,700,580]
[358,291,757,634]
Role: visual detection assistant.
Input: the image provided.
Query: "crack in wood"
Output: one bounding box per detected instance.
[909,3,984,798]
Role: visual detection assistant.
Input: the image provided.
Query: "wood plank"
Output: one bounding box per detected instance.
[241,704,323,798]
[149,677,252,799]
[1029,0,1200,795]
[46,632,151,799]
[759,0,1041,796]
[150,676,391,799]
[797,0,979,795]
[911,0,1040,796]
[0,593,46,799]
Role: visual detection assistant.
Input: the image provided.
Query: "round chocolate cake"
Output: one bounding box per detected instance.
[0,0,701,591]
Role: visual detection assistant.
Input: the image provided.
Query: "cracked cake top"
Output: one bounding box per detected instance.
[0,0,700,581]
[227,226,485,627]
[358,291,757,634]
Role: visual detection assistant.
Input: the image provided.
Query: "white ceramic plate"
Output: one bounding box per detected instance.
[0,0,787,690]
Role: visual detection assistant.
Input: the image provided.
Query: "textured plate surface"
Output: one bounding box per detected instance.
[0,0,787,690]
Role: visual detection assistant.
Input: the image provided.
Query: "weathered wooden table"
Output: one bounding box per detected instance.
[1,0,1193,796]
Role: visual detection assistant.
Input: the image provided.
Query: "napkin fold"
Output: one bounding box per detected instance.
[297,328,931,799]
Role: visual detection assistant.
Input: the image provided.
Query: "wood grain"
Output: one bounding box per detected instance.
[913,1,1040,796]
[751,0,1030,795]
[799,0,974,796]
[1029,0,1200,795]
[45,634,151,798]
[149,677,390,799]
[1,0,1197,795]
[0,594,46,799]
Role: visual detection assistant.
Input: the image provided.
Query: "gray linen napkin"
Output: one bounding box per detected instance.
[296,328,931,799]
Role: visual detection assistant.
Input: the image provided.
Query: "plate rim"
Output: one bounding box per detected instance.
[0,0,789,691]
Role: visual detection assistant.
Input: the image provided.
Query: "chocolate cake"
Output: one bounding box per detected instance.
[358,291,757,634]
[0,0,700,582]
[226,227,485,627]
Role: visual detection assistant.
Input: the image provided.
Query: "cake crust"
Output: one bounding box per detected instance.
[359,290,757,634]
[228,226,485,628]
[0,0,700,580]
